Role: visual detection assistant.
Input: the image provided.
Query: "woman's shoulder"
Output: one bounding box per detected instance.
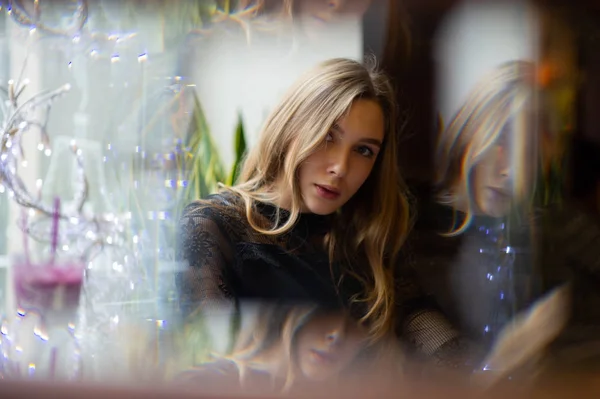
[182,191,246,226]
[178,191,253,246]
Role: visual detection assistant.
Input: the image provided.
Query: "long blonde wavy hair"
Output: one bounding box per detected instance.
[216,57,411,341]
[435,60,540,235]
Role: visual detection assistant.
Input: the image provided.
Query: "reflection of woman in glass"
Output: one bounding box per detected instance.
[408,61,544,363]
[177,57,412,344]
[410,59,600,382]
[178,303,400,393]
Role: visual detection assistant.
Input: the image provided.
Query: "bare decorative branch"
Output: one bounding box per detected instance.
[0,65,125,262]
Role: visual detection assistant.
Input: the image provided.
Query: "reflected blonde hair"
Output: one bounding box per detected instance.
[221,58,411,341]
[227,304,317,391]
[224,303,402,392]
[435,60,539,235]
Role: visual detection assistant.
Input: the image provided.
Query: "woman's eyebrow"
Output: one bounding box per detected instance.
[333,124,382,148]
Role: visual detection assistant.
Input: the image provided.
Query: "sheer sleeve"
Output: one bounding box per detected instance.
[396,255,485,370]
[176,202,239,316]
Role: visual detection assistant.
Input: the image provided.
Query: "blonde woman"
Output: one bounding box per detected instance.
[177,302,401,394]
[176,57,412,346]
[404,61,576,384]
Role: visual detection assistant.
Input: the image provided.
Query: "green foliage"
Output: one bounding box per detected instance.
[179,91,247,208]
[181,90,227,203]
[227,114,247,186]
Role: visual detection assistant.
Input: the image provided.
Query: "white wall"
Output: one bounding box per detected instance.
[434,0,541,123]
[190,17,364,169]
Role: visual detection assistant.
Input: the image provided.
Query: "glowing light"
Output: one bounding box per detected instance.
[111,55,120,63]
[44,148,52,156]
[62,245,69,251]
[37,143,45,151]
[112,262,122,272]
[138,53,148,63]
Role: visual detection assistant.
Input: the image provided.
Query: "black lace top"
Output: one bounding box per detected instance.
[175,191,484,370]
[176,191,364,315]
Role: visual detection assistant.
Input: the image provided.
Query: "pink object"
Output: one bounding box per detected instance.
[13,260,84,315]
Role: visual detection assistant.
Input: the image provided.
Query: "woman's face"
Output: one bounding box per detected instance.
[471,132,512,217]
[296,99,385,215]
[295,312,366,381]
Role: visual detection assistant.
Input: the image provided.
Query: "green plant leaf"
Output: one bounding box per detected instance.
[180,90,226,204]
[227,113,247,186]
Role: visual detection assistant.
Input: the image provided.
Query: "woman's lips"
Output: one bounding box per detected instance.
[310,349,338,364]
[488,187,511,198]
[315,184,341,200]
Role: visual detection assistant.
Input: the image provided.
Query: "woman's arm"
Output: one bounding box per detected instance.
[397,275,484,368]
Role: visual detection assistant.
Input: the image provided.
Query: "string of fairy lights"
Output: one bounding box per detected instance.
[0,1,290,260]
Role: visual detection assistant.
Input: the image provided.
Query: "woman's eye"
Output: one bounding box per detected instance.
[325,132,334,142]
[357,146,374,158]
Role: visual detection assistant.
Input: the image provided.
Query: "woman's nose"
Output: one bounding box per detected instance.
[326,327,344,346]
[327,149,349,178]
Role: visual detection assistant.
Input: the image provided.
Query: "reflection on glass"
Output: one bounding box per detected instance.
[174,302,400,394]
